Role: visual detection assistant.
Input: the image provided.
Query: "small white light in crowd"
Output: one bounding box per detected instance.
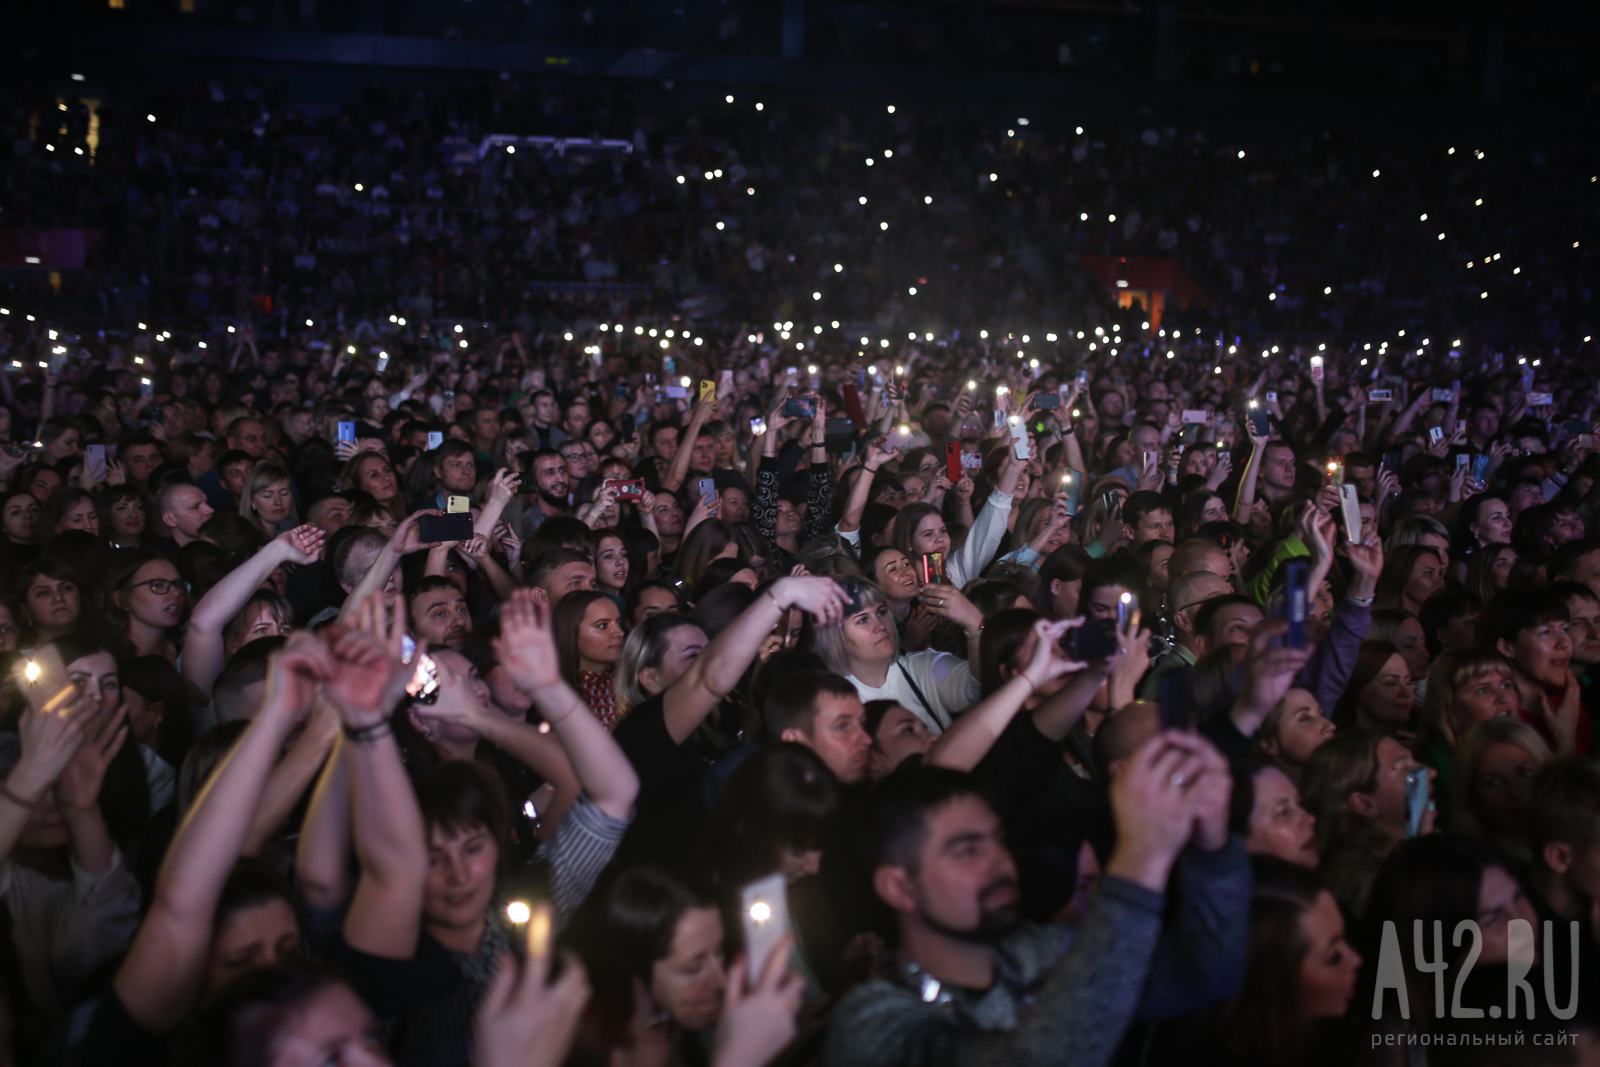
[355,183,363,191]
[306,319,314,326]
[908,332,917,340]
[71,73,84,81]
[506,146,515,154]
[1075,126,1083,134]
[1372,169,1380,177]
[859,196,867,205]
[885,150,893,158]
[506,901,531,924]
[635,326,644,335]
[908,287,917,295]
[813,292,821,300]
[880,222,888,230]
[726,95,734,103]
[716,221,725,230]
[147,114,156,122]
[925,196,932,204]
[814,326,822,334]
[796,342,804,350]
[887,105,896,114]
[747,188,754,195]
[676,175,685,184]
[980,330,988,339]
[880,339,889,347]
[866,159,874,166]
[600,324,609,331]
[1420,214,1428,221]
[24,661,39,683]
[694,337,704,345]
[989,173,997,181]
[834,264,843,272]
[564,332,573,341]
[755,103,764,110]
[1109,214,1116,222]
[1238,150,1245,159]
[750,901,771,922]
[704,171,713,180]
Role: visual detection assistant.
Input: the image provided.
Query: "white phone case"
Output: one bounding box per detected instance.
[740,873,789,988]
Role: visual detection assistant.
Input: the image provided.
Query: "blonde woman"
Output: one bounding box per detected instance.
[237,463,297,539]
[1416,647,1518,805]
[1450,717,1552,866]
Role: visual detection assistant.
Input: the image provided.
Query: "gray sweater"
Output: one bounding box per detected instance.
[822,837,1251,1067]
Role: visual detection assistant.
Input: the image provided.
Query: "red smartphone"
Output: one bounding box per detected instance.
[604,478,645,498]
[945,441,963,483]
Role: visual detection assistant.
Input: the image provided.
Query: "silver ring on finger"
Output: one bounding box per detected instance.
[1170,773,1185,787]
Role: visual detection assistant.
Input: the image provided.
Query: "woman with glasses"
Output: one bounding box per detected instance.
[99,551,188,661]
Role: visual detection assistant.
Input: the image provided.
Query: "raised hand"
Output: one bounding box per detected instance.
[1019,617,1088,688]
[487,468,521,506]
[493,589,563,692]
[320,623,399,729]
[54,707,129,813]
[277,523,327,564]
[775,576,852,627]
[1168,732,1231,851]
[714,938,804,1067]
[473,905,591,1067]
[1107,735,1208,892]
[392,510,445,554]
[918,584,984,634]
[11,682,97,802]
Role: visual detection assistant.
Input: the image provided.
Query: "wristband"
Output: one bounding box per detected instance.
[1347,593,1375,606]
[0,782,39,810]
[343,721,393,744]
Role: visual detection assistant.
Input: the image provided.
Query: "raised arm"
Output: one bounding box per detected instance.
[341,510,443,617]
[1231,433,1268,524]
[493,590,639,820]
[927,618,1080,772]
[325,596,428,961]
[662,576,849,744]
[183,524,326,698]
[662,398,715,494]
[53,707,130,877]
[294,740,354,912]
[243,696,340,856]
[474,468,522,540]
[115,634,330,1033]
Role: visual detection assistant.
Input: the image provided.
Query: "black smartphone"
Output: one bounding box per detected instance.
[273,518,297,536]
[782,397,817,419]
[1035,393,1061,411]
[419,513,474,543]
[619,414,635,439]
[1064,619,1120,662]
[1248,407,1271,436]
[837,577,863,614]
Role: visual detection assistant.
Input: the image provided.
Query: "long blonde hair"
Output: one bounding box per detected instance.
[1450,717,1552,861]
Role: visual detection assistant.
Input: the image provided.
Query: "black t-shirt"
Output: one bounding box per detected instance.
[972,712,1070,832]
[1200,712,1254,764]
[78,989,169,1067]
[612,692,725,868]
[326,930,477,1067]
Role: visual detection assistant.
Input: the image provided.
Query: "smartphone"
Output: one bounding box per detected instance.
[604,479,645,499]
[1405,768,1431,838]
[749,417,768,436]
[419,513,474,542]
[782,397,816,419]
[1309,356,1324,382]
[696,477,716,501]
[837,577,863,615]
[1265,391,1278,403]
[664,386,689,400]
[1455,453,1470,468]
[1064,619,1119,661]
[1181,409,1208,424]
[1470,453,1491,483]
[614,384,629,399]
[663,357,676,375]
[1368,389,1393,402]
[1076,368,1089,388]
[699,380,716,403]
[427,431,445,451]
[400,633,417,664]
[1429,426,1445,444]
[447,495,471,514]
[50,348,68,377]
[1284,560,1309,650]
[619,414,635,439]
[919,552,946,585]
[377,352,390,373]
[1381,452,1400,473]
[84,444,106,472]
[1060,472,1081,515]
[1142,450,1159,471]
[1327,459,1344,487]
[719,369,734,399]
[886,424,915,451]
[1339,484,1362,544]
[1432,388,1456,403]
[944,441,963,483]
[406,651,441,705]
[273,518,297,536]
[1529,392,1554,407]
[140,378,154,400]
[338,421,356,445]
[443,390,455,405]
[740,873,789,989]
[1157,669,1193,732]
[1011,419,1031,460]
[1035,393,1061,411]
[1248,406,1270,436]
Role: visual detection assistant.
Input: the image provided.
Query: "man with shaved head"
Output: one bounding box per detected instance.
[1168,539,1233,585]
[1139,569,1234,700]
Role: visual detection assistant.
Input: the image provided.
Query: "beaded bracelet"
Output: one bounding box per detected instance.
[343,721,393,745]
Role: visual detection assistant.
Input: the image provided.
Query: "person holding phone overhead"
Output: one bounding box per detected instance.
[752,390,834,573]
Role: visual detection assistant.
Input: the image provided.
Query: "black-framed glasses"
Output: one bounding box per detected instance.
[130,578,189,596]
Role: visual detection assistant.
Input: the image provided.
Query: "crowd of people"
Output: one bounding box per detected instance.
[3,71,1594,353]
[0,68,1598,1067]
[0,297,1589,1067]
